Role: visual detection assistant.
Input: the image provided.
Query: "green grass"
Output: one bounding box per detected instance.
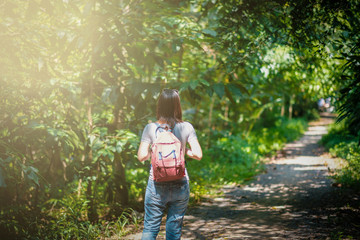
[321,121,360,189]
[320,121,358,150]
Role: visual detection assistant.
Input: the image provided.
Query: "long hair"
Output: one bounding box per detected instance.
[156,89,182,127]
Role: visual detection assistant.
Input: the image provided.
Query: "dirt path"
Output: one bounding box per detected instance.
[125,114,360,239]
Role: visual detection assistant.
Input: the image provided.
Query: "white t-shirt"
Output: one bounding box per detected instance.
[140,121,197,181]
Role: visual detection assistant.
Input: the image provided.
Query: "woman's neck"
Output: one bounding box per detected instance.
[157,119,178,126]
[157,120,167,124]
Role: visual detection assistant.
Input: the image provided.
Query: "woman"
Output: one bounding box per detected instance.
[137,89,202,240]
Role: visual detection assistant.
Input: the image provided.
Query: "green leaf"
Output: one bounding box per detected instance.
[225,85,235,104]
[202,29,217,37]
[116,141,125,153]
[231,82,249,95]
[89,135,96,146]
[0,167,6,187]
[206,87,214,97]
[184,38,202,49]
[25,166,40,187]
[153,25,167,33]
[213,83,225,98]
[189,80,198,90]
[228,83,242,97]
[200,79,210,87]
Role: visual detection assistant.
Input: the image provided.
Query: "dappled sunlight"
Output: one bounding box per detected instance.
[183,204,293,239]
[274,123,331,159]
[181,194,340,240]
[305,126,328,136]
[243,183,286,192]
[293,166,328,171]
[277,156,332,165]
[309,182,328,188]
[284,142,306,148]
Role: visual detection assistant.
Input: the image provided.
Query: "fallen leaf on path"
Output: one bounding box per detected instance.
[332,182,342,188]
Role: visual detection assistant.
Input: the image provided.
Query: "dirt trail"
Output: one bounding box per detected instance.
[125,113,360,239]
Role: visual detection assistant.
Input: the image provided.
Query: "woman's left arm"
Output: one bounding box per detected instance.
[137,142,151,162]
[186,138,203,161]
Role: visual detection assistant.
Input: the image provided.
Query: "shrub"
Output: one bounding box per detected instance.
[330,142,360,189]
[321,122,360,189]
[249,117,307,156]
[0,194,141,239]
[320,121,357,150]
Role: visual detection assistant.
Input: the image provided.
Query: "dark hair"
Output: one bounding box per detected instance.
[156,89,182,127]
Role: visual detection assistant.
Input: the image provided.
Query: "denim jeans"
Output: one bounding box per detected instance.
[142,178,189,240]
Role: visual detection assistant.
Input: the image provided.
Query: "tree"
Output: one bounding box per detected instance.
[287,0,360,142]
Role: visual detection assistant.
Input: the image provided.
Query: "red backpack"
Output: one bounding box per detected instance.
[151,124,185,182]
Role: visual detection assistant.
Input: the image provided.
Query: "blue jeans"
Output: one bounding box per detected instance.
[142,178,189,240]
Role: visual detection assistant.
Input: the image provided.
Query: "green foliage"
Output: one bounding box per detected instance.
[320,121,358,150]
[337,61,360,141]
[250,118,308,156]
[276,118,308,142]
[321,122,360,189]
[330,142,360,189]
[44,195,101,239]
[330,231,354,240]
[202,135,261,183]
[288,0,360,142]
[0,193,141,239]
[126,167,148,203]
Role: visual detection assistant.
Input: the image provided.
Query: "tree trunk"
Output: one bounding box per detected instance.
[114,152,129,210]
[207,95,215,149]
[86,179,98,222]
[84,67,98,221]
[85,140,98,221]
[108,96,129,214]
[77,154,85,198]
[289,94,295,120]
[177,45,184,82]
[224,102,229,128]
[281,95,286,117]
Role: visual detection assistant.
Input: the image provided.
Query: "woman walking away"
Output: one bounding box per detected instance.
[137,89,202,240]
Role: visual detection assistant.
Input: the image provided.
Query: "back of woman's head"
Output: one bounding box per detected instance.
[156,89,182,126]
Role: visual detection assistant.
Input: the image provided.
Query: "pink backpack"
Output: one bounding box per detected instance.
[151,124,185,182]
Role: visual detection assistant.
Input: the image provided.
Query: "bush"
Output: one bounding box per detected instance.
[0,194,141,239]
[321,122,360,189]
[320,121,357,150]
[249,117,307,156]
[330,142,360,189]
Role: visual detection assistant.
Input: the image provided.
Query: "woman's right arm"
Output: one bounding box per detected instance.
[186,138,202,161]
[137,141,151,162]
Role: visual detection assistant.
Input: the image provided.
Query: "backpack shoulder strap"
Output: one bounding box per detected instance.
[155,122,175,138]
